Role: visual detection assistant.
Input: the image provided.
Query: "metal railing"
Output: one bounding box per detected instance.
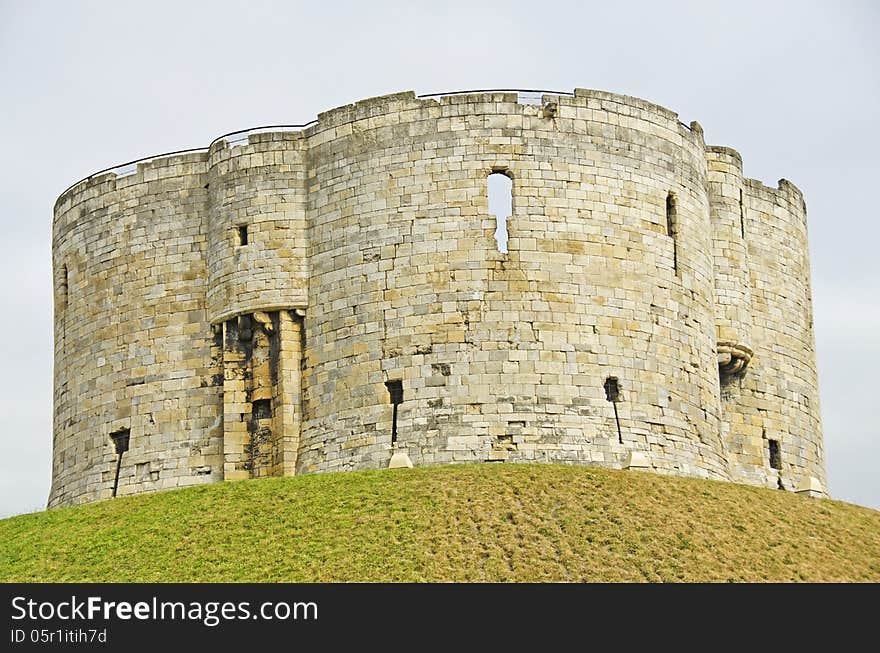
[417,88,575,98]
[207,121,318,149]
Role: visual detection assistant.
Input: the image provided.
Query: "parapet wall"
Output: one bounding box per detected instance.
[49,88,825,507]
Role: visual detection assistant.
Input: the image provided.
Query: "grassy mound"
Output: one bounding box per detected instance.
[2,464,878,582]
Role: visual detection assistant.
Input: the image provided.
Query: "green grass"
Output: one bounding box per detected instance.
[2,464,878,582]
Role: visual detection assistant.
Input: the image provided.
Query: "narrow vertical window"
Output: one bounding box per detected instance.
[293,310,307,371]
[110,428,131,498]
[768,439,781,470]
[237,225,249,246]
[666,192,679,275]
[739,188,746,240]
[385,380,404,445]
[488,171,512,253]
[59,264,68,309]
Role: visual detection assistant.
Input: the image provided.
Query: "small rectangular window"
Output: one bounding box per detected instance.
[768,439,781,470]
[237,225,249,246]
[385,380,404,405]
[252,398,272,420]
[604,377,623,444]
[603,377,620,403]
[110,428,130,455]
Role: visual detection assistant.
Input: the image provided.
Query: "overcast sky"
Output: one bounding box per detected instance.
[1,0,877,517]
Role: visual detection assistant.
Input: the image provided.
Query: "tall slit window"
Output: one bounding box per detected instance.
[385,380,404,445]
[110,428,131,498]
[666,191,679,275]
[59,264,68,308]
[237,225,249,247]
[488,171,512,253]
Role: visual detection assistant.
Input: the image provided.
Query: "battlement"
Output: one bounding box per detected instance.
[49,88,825,507]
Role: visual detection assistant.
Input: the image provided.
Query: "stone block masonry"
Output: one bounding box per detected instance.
[48,88,826,507]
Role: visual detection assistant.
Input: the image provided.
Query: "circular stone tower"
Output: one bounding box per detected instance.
[49,89,826,507]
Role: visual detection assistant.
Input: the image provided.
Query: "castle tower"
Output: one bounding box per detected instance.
[48,89,826,507]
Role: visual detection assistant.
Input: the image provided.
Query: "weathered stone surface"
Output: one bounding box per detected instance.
[49,89,826,507]
[796,476,826,498]
[624,452,652,470]
[388,450,414,469]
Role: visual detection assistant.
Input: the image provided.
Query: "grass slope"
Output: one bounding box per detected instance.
[2,464,878,582]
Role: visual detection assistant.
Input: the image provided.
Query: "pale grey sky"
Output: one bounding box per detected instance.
[1,0,877,516]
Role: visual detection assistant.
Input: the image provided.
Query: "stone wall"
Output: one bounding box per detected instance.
[49,88,825,507]
[724,177,825,489]
[50,153,223,507]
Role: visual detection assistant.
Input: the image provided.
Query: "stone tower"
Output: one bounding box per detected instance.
[49,89,825,507]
